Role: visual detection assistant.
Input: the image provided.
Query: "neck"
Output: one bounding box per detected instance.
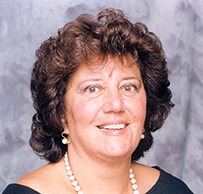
[66,149,133,194]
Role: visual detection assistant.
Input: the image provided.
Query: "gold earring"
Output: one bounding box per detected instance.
[141,128,145,139]
[61,132,71,144]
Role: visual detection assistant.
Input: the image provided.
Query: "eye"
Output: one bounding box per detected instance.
[120,84,138,94]
[86,86,99,93]
[83,85,102,96]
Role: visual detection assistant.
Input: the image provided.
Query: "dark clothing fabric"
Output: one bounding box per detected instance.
[2,184,40,194]
[146,166,193,194]
[2,166,193,194]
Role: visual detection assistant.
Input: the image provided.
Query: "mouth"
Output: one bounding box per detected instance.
[97,124,128,131]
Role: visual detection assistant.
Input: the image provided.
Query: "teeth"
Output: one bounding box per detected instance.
[98,124,126,131]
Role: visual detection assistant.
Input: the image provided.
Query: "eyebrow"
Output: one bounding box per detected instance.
[80,78,102,83]
[80,77,141,83]
[121,76,141,82]
[122,76,138,80]
[77,78,103,87]
[121,77,143,87]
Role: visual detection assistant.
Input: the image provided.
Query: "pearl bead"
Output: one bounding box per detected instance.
[72,180,78,186]
[69,175,75,181]
[62,139,68,144]
[132,184,138,190]
[66,166,71,171]
[134,190,139,194]
[75,185,81,191]
[131,178,136,184]
[129,173,135,178]
[67,170,73,176]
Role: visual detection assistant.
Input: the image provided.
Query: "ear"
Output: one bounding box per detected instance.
[61,118,70,134]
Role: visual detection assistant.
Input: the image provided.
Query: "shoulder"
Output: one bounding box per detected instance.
[14,164,52,193]
[148,166,194,194]
[14,159,68,194]
[131,164,193,194]
[2,184,40,194]
[131,163,160,193]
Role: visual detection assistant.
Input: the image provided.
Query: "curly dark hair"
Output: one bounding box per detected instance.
[30,8,174,163]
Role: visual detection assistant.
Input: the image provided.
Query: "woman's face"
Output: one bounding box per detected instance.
[62,57,146,161]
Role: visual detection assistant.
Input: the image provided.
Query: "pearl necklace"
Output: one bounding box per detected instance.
[64,153,139,194]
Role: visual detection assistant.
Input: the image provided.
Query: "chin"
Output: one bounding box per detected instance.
[103,143,134,159]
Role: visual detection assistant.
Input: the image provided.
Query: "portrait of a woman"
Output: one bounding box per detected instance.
[2,8,193,194]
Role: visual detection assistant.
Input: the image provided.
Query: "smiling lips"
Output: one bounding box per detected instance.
[97,124,128,131]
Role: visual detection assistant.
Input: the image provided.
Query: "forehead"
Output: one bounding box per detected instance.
[79,55,140,76]
[67,56,142,89]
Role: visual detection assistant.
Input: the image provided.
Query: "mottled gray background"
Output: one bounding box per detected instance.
[0,0,203,193]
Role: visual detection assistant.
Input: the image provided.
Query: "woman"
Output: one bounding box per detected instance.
[3,8,193,194]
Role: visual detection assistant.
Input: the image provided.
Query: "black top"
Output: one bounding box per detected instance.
[2,166,193,194]
[146,166,193,194]
[2,184,40,194]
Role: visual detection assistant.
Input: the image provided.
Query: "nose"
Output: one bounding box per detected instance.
[102,89,125,114]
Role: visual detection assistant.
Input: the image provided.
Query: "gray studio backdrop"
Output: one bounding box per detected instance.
[0,0,203,193]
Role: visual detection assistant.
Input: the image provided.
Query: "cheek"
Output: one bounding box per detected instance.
[127,97,146,121]
[71,98,101,124]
